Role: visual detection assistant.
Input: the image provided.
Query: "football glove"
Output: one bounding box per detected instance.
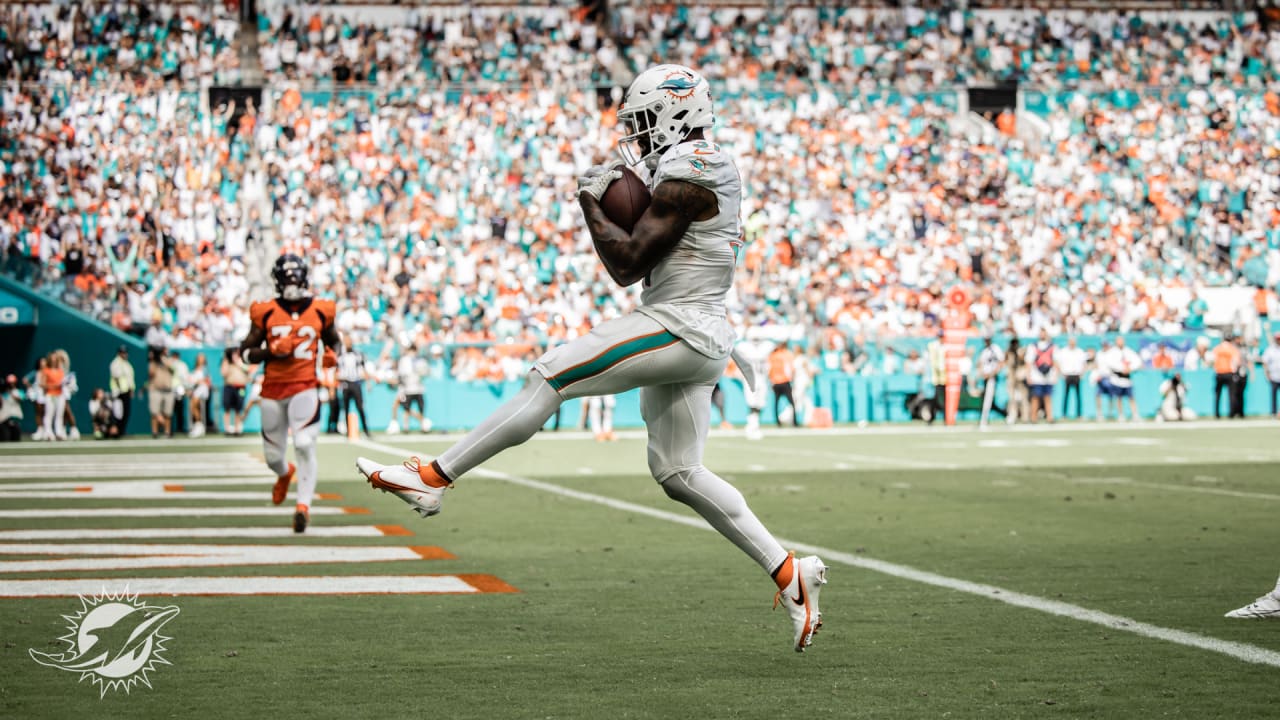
[577,165,622,202]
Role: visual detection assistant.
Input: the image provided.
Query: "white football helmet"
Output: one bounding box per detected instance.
[617,64,714,168]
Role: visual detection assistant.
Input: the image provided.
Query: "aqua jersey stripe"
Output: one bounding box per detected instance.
[548,331,679,391]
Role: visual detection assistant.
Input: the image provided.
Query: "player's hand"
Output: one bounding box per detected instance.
[267,336,295,359]
[577,165,622,202]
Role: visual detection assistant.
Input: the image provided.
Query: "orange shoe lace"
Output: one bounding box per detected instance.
[403,457,452,488]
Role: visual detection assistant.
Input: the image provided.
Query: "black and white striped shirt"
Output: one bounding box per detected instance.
[336,350,366,383]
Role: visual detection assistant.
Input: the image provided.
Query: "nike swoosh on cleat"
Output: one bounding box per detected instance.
[791,577,805,606]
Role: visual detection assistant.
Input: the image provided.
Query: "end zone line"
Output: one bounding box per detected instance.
[355,437,1280,669]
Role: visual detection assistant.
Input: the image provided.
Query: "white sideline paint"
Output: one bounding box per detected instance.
[355,438,1280,669]
[718,439,955,470]
[1,452,257,464]
[0,478,278,490]
[0,575,482,598]
[0,507,358,519]
[0,543,441,573]
[0,466,265,479]
[0,526,402,540]
[0,490,290,501]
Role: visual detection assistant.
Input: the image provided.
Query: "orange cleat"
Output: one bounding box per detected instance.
[272,463,295,505]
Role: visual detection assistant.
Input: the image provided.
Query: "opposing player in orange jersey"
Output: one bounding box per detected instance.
[237,254,340,533]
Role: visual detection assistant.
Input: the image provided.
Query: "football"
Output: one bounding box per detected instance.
[600,167,651,233]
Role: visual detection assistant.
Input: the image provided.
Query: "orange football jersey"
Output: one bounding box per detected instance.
[249,298,337,400]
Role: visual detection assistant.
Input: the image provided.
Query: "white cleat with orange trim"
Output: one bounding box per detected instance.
[356,456,450,518]
[774,552,827,652]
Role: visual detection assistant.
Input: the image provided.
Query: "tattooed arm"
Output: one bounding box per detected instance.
[579,179,717,287]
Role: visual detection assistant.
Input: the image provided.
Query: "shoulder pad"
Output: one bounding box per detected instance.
[655,140,725,191]
[249,300,275,328]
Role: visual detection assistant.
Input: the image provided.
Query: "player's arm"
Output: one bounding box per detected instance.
[580,179,716,287]
[237,323,276,364]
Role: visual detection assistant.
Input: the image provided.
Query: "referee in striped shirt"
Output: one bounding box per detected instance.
[336,340,372,437]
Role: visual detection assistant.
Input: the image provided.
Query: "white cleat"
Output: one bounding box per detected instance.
[355,456,448,518]
[1225,592,1280,619]
[774,552,827,652]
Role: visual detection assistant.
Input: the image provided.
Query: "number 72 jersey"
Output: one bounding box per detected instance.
[249,297,337,400]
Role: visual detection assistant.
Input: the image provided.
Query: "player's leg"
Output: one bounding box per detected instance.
[643,378,827,652]
[286,389,321,532]
[356,314,683,513]
[259,397,295,505]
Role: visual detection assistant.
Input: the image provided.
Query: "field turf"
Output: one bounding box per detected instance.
[2,420,1279,719]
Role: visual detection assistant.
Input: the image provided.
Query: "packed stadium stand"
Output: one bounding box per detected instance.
[3,1,1279,430]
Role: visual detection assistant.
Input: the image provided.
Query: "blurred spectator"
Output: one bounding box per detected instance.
[1026,329,1057,423]
[926,332,947,425]
[5,4,1280,395]
[52,349,80,440]
[147,348,176,438]
[1157,373,1196,422]
[39,351,68,441]
[89,388,123,439]
[168,349,190,435]
[1006,337,1028,424]
[975,334,1006,428]
[0,374,23,441]
[768,343,798,428]
[1057,337,1086,420]
[1183,337,1212,370]
[1103,337,1142,422]
[109,346,136,433]
[220,348,251,436]
[1213,334,1243,418]
[24,359,47,438]
[188,353,210,437]
[1264,333,1280,418]
[389,344,429,434]
[793,346,817,427]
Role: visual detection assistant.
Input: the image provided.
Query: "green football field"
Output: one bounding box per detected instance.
[2,420,1279,719]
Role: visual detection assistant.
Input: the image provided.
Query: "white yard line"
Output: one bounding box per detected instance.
[0,543,446,574]
[0,526,408,540]
[0,507,365,519]
[716,440,956,470]
[355,437,1280,669]
[0,478,278,490]
[0,574,515,598]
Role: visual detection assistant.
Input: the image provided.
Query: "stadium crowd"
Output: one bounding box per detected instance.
[3,4,1280,388]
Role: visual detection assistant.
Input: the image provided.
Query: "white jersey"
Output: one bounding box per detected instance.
[977,344,1005,378]
[636,139,741,360]
[734,339,773,409]
[398,355,427,395]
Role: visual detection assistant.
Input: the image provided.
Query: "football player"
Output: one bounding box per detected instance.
[238,254,340,533]
[356,64,827,651]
